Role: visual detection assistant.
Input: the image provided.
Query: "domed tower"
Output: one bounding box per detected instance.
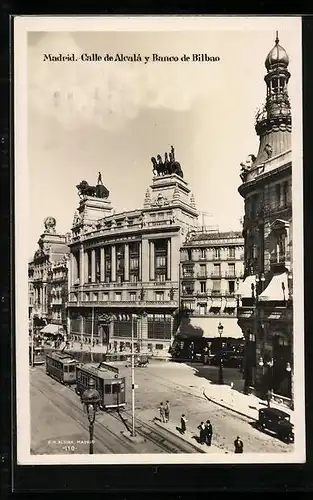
[254,32,291,166]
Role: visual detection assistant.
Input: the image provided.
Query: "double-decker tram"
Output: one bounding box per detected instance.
[46,351,78,384]
[76,361,126,411]
[29,345,45,366]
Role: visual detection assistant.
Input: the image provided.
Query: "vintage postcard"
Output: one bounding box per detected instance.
[14,15,305,465]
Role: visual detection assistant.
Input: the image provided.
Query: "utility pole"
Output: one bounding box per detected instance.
[131,313,136,436]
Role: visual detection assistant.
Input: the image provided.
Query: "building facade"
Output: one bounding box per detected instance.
[177,229,244,354]
[28,217,70,336]
[237,34,293,406]
[67,149,199,356]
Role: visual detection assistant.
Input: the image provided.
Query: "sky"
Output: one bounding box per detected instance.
[26,18,301,258]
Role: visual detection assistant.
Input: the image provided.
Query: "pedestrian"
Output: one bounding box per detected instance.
[159,402,166,423]
[197,421,206,444]
[180,414,188,434]
[205,420,213,446]
[234,436,244,453]
[164,400,170,422]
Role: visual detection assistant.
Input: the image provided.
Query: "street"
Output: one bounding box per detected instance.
[30,360,293,455]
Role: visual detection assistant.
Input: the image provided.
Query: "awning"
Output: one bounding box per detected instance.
[209,299,222,308]
[40,324,64,335]
[258,272,289,301]
[239,275,256,298]
[177,317,243,339]
[225,298,237,308]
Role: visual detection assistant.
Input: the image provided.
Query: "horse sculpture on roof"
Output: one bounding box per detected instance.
[151,145,184,178]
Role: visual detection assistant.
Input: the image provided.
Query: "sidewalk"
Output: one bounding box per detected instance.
[137,408,227,454]
[203,382,294,422]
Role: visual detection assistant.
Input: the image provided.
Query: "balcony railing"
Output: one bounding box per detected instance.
[211,273,222,278]
[68,299,178,308]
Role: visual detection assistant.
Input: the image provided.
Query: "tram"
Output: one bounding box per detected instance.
[46,351,78,384]
[29,345,45,366]
[75,361,126,411]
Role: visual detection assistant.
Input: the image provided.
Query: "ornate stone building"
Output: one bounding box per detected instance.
[67,148,199,356]
[28,217,70,336]
[237,34,293,405]
[177,229,244,354]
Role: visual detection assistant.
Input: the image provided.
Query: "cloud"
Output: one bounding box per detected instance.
[28,32,220,131]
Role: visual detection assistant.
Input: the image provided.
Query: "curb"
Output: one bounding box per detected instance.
[203,390,258,422]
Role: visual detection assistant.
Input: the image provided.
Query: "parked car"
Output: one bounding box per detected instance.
[257,407,294,443]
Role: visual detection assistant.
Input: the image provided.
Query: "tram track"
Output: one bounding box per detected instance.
[111,409,204,454]
[32,374,135,454]
[33,368,202,454]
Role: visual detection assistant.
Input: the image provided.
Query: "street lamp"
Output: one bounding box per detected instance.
[218,322,224,385]
[81,378,101,454]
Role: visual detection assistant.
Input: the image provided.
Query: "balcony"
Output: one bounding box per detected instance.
[270,251,291,269]
[211,273,222,278]
[197,273,208,279]
[195,291,208,298]
[181,291,195,297]
[68,299,178,308]
[210,290,221,296]
[225,272,243,279]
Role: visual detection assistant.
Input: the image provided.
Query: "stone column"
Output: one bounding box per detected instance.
[124,243,129,281]
[111,245,116,281]
[167,239,171,280]
[100,247,105,282]
[40,287,43,306]
[91,249,96,283]
[84,251,89,284]
[141,239,149,282]
[70,254,74,286]
[149,240,155,281]
[171,234,179,282]
[79,245,85,285]
[139,242,142,281]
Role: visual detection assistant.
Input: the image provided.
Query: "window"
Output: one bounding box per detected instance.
[228,247,235,259]
[130,273,138,284]
[200,248,206,259]
[213,264,220,276]
[228,263,235,276]
[130,257,139,270]
[129,292,136,301]
[156,255,166,268]
[228,280,235,294]
[155,344,164,350]
[199,264,206,277]
[148,313,171,339]
[112,384,120,394]
[102,293,109,301]
[214,248,220,259]
[105,384,112,394]
[183,265,194,277]
[200,281,206,293]
[155,273,166,283]
[155,291,164,302]
[182,282,194,295]
[199,304,207,315]
[212,280,221,293]
[115,292,122,301]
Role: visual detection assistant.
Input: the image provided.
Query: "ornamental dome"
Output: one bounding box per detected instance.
[265,33,289,71]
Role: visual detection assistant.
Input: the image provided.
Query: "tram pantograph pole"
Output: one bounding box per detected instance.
[131,314,136,437]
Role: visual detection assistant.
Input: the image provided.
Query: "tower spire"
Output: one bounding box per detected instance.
[275,30,279,44]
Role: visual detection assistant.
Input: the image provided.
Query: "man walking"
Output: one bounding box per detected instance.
[159,402,166,423]
[180,414,188,435]
[205,420,213,446]
[164,400,170,422]
[234,436,244,453]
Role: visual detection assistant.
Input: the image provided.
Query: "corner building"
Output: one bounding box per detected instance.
[237,35,293,406]
[67,161,198,356]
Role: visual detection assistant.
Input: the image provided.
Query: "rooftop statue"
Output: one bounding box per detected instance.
[151,145,184,178]
[44,216,56,233]
[76,175,110,199]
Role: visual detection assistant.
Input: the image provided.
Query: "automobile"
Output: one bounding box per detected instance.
[257,407,294,443]
[209,351,243,368]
